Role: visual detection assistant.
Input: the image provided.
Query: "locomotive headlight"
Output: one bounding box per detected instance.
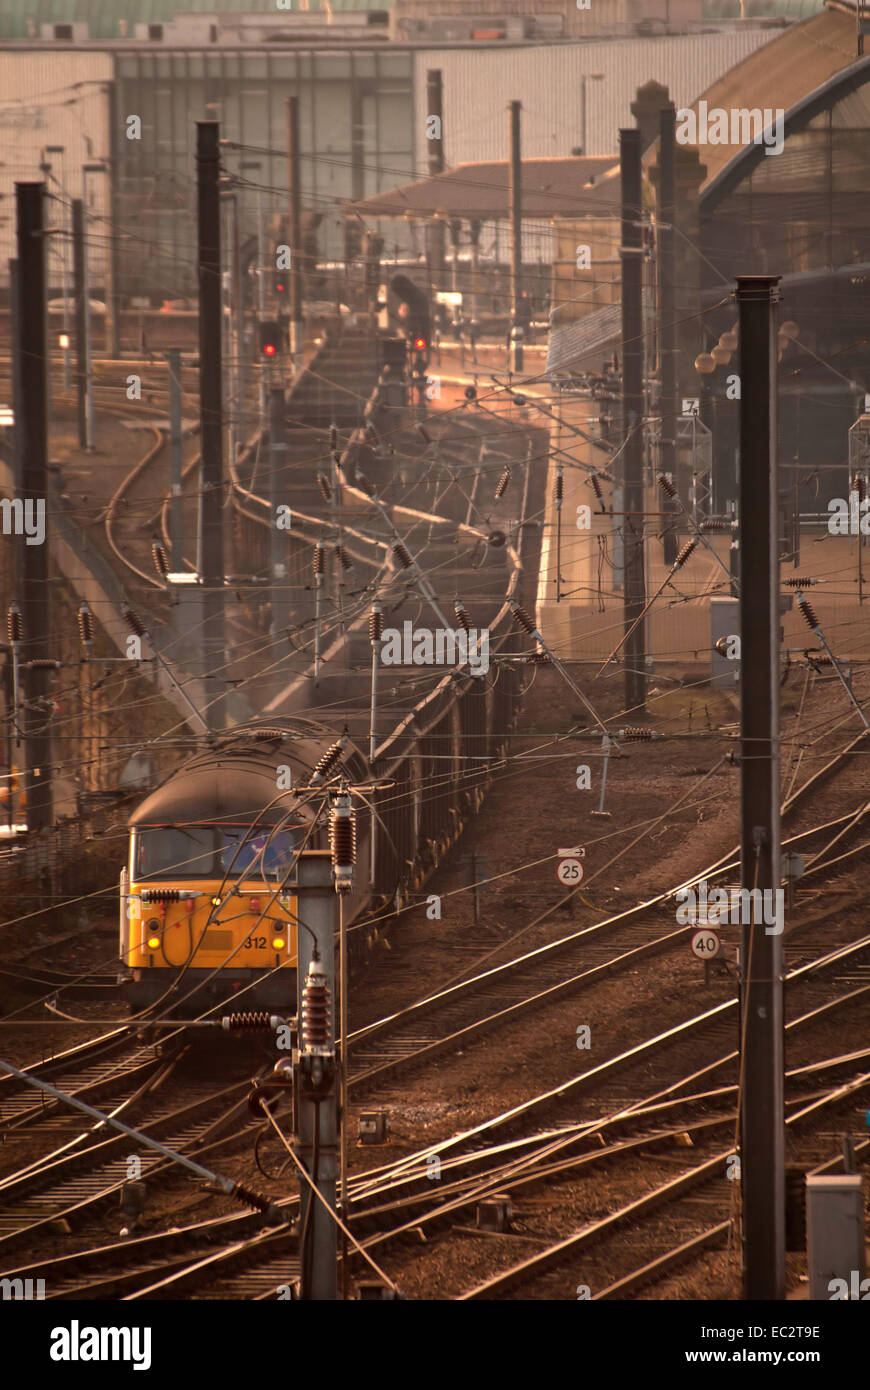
[211,896,222,908]
[272,936,285,951]
[147,937,160,950]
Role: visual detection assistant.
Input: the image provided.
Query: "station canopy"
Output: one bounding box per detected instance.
[346,156,619,223]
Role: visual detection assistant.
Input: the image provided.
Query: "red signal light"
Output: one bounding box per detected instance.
[259,320,283,358]
[414,336,427,351]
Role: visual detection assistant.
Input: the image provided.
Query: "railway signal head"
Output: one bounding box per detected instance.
[260,320,283,359]
[274,269,288,302]
[411,332,429,373]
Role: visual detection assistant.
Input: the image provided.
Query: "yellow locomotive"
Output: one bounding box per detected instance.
[119,721,369,1014]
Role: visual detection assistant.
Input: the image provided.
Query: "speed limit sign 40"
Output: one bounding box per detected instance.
[691,928,720,960]
[557,857,584,886]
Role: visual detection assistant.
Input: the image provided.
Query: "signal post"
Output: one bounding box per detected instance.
[294,850,339,1301]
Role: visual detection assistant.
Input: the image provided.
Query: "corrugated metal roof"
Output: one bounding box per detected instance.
[412,30,775,169]
[546,291,654,375]
[0,1,389,41]
[704,0,825,15]
[349,156,619,220]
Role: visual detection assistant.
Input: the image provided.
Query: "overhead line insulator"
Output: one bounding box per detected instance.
[510,602,537,636]
[221,1011,282,1033]
[123,607,147,639]
[7,604,22,644]
[151,539,169,580]
[674,538,698,569]
[301,957,333,1055]
[798,598,819,631]
[656,473,678,499]
[329,792,355,893]
[310,733,348,786]
[77,602,94,647]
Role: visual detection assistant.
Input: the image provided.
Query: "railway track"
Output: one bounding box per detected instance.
[6,881,866,1300]
[5,329,867,1304]
[27,986,864,1300]
[0,1029,144,1133]
[0,1042,270,1257]
[344,771,870,1095]
[457,1078,870,1300]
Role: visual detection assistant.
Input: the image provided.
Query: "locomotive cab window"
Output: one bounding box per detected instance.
[133,825,297,880]
[219,827,296,878]
[134,826,216,879]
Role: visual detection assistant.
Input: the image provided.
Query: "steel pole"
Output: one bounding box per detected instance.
[508,100,523,374]
[234,191,245,455]
[296,852,338,1301]
[286,96,304,370]
[80,173,95,451]
[167,349,183,573]
[736,272,785,1302]
[258,185,266,425]
[426,70,445,293]
[339,887,349,1298]
[658,106,677,485]
[15,183,53,831]
[269,386,289,641]
[71,200,87,448]
[54,157,72,388]
[196,121,226,730]
[620,127,647,713]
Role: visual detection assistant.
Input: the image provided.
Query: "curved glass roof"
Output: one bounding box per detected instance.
[701,55,870,282]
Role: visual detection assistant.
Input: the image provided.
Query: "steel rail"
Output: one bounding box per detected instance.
[458,1068,870,1299]
[345,795,870,1091]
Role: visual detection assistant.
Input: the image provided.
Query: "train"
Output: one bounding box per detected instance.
[120,719,367,1013]
[119,665,523,1014]
[118,316,541,1016]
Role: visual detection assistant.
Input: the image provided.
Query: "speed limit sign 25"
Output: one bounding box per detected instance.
[557,857,584,886]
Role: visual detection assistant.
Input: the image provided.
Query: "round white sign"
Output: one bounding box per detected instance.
[557,858,584,886]
[691,928,720,960]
